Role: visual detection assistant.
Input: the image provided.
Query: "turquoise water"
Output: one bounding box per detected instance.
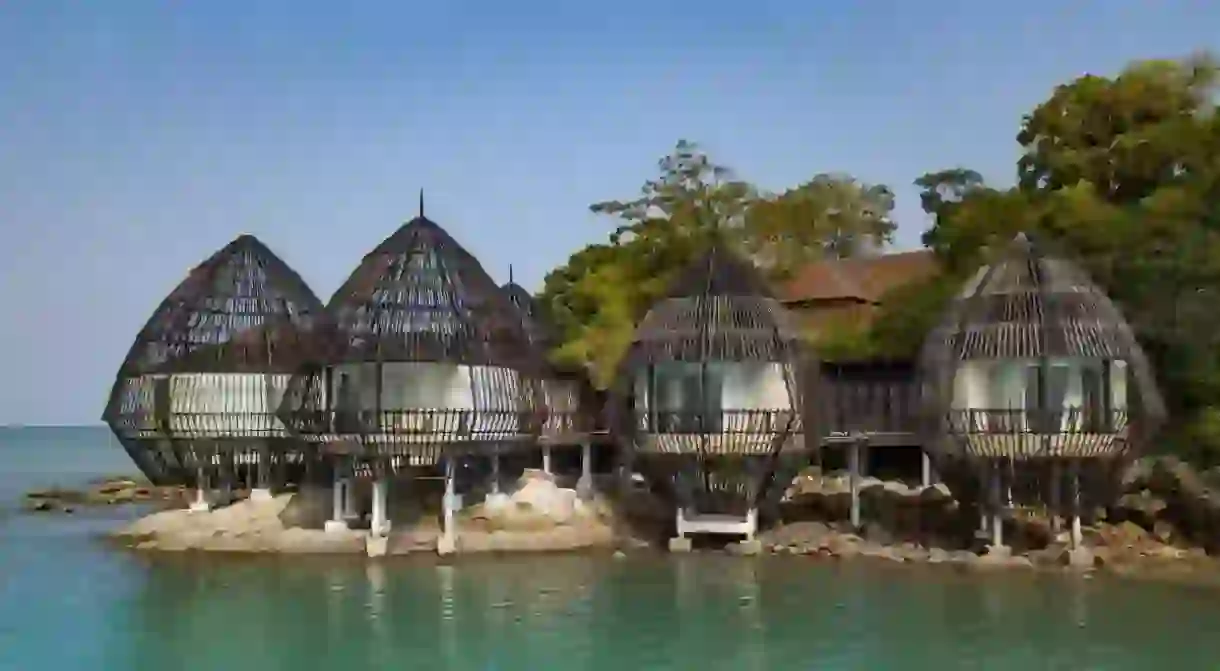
[1,427,1218,670]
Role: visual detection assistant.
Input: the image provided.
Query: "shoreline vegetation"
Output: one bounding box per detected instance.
[21,455,1220,587]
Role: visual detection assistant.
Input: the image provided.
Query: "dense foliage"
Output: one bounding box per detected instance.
[537,54,1220,465]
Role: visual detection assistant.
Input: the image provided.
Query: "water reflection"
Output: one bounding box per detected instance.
[114,555,1220,671]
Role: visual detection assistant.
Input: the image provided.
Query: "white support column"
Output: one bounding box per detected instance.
[486,452,509,509]
[370,476,390,537]
[577,440,593,498]
[990,462,1004,549]
[342,477,357,520]
[250,447,273,501]
[438,458,459,556]
[541,445,553,475]
[325,469,348,533]
[848,437,862,530]
[1070,461,1083,550]
[745,508,758,542]
[1050,460,1063,534]
[189,467,210,513]
[920,450,934,488]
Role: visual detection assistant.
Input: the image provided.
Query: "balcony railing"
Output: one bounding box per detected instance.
[636,409,800,435]
[282,408,545,440]
[946,407,1129,435]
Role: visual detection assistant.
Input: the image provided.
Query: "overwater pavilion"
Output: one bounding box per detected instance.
[102,234,326,509]
[277,202,547,555]
[918,233,1165,552]
[612,244,814,552]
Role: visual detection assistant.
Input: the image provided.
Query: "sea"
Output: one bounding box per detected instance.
[0,426,1217,670]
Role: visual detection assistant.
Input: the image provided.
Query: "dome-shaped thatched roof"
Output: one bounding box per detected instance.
[501,280,553,350]
[923,233,1158,362]
[109,234,325,375]
[918,233,1166,462]
[102,234,324,483]
[323,215,541,372]
[623,244,804,366]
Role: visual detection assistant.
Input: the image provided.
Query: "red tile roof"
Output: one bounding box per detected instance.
[778,249,939,304]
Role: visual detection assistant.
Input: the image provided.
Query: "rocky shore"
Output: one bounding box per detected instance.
[107,470,619,556]
[32,454,1220,584]
[756,455,1220,584]
[22,475,189,513]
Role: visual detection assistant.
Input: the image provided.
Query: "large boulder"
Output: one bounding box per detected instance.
[781,468,962,544]
[1110,491,1169,529]
[511,470,578,524]
[1117,456,1220,554]
[462,470,610,534]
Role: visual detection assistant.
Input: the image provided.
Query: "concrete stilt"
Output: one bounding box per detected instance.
[325,470,350,533]
[920,450,933,488]
[541,445,552,475]
[257,447,271,490]
[189,487,210,512]
[485,452,509,509]
[989,462,1005,549]
[438,458,459,556]
[491,453,501,494]
[343,476,357,519]
[848,436,862,530]
[577,440,593,499]
[1070,461,1083,550]
[189,467,210,512]
[1050,460,1063,534]
[370,476,390,537]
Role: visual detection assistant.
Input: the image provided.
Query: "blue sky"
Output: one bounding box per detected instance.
[1,0,1216,425]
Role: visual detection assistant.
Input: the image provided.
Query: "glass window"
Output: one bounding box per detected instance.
[651,362,724,433]
[1081,364,1104,432]
[1110,360,1129,410]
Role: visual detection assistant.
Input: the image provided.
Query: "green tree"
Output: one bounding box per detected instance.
[746,174,897,278]
[1016,54,1220,202]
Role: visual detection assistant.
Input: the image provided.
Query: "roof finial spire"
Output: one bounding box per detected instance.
[418,189,425,218]
[509,264,514,284]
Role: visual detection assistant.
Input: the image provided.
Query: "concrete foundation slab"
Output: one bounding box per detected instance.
[366,534,389,558]
[323,519,349,534]
[437,535,457,556]
[668,537,693,553]
[188,501,211,513]
[249,488,274,502]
